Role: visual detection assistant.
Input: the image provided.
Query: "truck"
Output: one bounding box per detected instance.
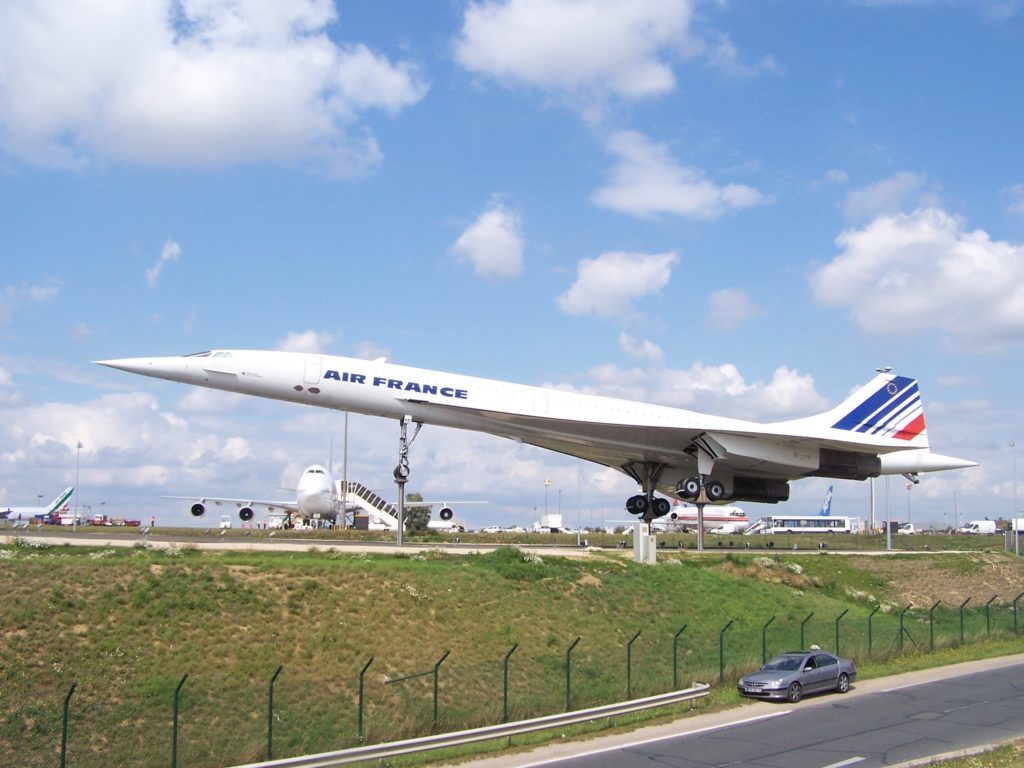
[959,519,997,535]
[897,523,917,535]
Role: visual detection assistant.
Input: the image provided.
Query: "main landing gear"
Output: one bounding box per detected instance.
[394,415,422,546]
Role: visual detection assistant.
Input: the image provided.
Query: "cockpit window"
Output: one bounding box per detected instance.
[211,351,232,358]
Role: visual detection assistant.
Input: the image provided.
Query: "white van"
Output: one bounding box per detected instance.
[959,520,997,535]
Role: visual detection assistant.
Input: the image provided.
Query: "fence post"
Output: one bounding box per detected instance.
[1014,592,1024,634]
[358,656,373,742]
[960,597,972,644]
[834,609,849,656]
[800,612,814,649]
[565,636,581,712]
[985,595,998,636]
[929,601,941,652]
[719,620,734,683]
[502,644,518,723]
[672,625,687,690]
[432,650,451,732]
[898,605,911,653]
[267,665,283,760]
[60,682,76,768]
[868,605,880,655]
[171,674,188,768]
[762,616,775,664]
[626,630,642,699]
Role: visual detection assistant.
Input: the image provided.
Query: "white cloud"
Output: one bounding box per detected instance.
[556,250,679,318]
[0,278,62,322]
[706,288,759,331]
[0,0,428,174]
[450,201,524,281]
[145,239,181,287]
[618,332,665,363]
[275,329,335,353]
[812,207,1024,351]
[1005,183,1024,218]
[592,131,771,220]
[841,171,937,222]
[454,0,696,99]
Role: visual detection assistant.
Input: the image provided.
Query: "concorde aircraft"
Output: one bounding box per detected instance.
[97,350,976,525]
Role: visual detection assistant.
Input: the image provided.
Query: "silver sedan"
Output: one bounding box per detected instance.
[737,651,856,703]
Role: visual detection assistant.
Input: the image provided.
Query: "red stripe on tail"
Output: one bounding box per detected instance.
[894,413,926,441]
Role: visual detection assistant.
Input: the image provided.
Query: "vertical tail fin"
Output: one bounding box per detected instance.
[819,485,833,516]
[48,487,74,514]
[827,373,928,446]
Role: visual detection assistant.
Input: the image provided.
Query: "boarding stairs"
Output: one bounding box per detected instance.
[339,481,400,530]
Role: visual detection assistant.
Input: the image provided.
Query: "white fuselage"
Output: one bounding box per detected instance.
[295,465,337,518]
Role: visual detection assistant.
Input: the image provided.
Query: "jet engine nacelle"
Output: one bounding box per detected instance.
[190,503,206,518]
[439,507,454,521]
[239,507,254,522]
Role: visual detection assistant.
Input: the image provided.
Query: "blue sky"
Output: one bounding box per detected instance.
[2,0,1023,530]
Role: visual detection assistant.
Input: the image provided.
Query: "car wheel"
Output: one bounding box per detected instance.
[786,682,802,703]
[837,673,850,693]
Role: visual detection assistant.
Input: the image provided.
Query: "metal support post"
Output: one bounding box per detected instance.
[834,609,849,656]
[432,650,451,731]
[960,597,972,644]
[358,657,373,742]
[267,665,283,760]
[1014,592,1024,635]
[393,417,421,547]
[761,616,775,664]
[502,644,518,723]
[800,612,814,650]
[898,605,911,653]
[565,636,581,712]
[985,595,998,636]
[929,601,941,652]
[719,620,734,683]
[626,630,641,699]
[60,683,76,768]
[172,674,188,768]
[672,625,687,689]
[868,605,881,654]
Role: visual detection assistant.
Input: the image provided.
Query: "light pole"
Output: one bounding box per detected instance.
[73,441,82,531]
[544,479,550,517]
[1012,441,1019,556]
[906,482,912,526]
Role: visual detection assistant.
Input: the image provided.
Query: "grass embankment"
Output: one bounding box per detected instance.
[1,542,1022,768]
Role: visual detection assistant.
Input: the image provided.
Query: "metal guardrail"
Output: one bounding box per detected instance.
[229,682,711,768]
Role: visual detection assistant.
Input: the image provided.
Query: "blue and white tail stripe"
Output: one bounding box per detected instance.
[832,376,927,442]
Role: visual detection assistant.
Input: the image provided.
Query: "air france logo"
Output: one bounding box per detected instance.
[324,370,468,400]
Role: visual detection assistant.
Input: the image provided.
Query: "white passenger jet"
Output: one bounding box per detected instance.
[1,486,75,522]
[97,350,976,525]
[165,465,339,527]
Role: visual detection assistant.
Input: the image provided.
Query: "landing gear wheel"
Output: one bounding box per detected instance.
[652,497,672,518]
[626,495,648,516]
[786,682,803,703]
[393,464,410,481]
[677,477,701,498]
[706,481,726,502]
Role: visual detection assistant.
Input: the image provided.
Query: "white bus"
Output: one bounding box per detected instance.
[745,515,855,535]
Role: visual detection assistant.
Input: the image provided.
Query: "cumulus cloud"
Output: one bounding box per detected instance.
[145,239,181,287]
[706,288,759,331]
[450,201,524,280]
[554,356,829,421]
[0,278,61,322]
[592,131,771,220]
[812,207,1024,351]
[841,171,938,222]
[556,251,679,318]
[0,0,428,174]
[454,0,696,99]
[275,329,335,353]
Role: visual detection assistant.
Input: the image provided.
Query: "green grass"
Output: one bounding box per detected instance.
[1,542,1022,767]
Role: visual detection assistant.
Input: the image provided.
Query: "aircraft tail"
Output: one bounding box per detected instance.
[819,485,833,516]
[819,373,929,447]
[48,487,75,514]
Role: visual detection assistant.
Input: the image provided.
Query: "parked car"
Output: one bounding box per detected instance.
[737,651,856,703]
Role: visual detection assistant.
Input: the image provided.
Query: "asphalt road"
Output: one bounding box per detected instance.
[453,655,1024,768]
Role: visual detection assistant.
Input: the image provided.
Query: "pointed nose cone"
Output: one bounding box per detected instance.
[94,356,193,384]
[95,357,158,375]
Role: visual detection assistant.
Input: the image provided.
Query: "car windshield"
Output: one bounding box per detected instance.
[762,656,803,671]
